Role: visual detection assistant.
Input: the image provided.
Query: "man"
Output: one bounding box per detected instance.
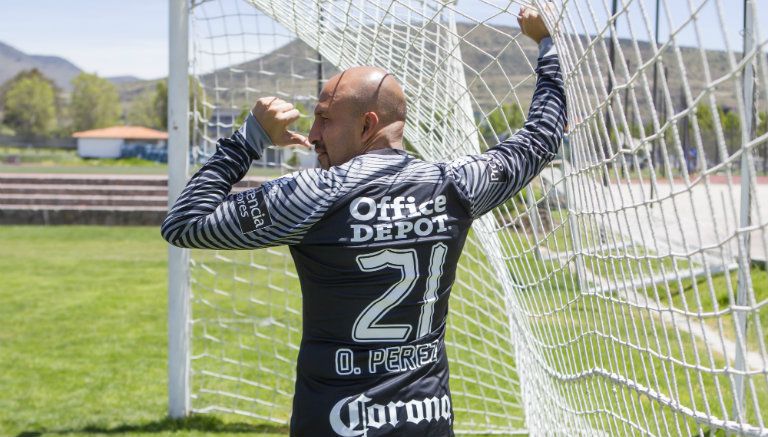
[162,6,565,436]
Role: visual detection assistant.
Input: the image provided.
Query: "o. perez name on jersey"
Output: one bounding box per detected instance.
[335,341,439,376]
[330,392,452,437]
[349,195,449,242]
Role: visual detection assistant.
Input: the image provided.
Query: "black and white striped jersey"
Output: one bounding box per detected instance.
[162,39,565,437]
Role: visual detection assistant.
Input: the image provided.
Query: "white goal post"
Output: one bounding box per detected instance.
[167,0,768,435]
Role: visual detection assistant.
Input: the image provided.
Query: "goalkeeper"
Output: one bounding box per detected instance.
[162,5,565,437]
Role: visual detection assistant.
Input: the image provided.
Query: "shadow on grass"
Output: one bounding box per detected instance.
[16,415,290,436]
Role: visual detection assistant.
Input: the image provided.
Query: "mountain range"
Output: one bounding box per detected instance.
[0,41,140,91]
[1,25,743,115]
[181,22,741,115]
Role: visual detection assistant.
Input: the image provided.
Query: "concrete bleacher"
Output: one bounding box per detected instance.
[0,173,268,226]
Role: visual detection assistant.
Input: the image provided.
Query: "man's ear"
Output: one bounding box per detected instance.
[361,111,379,139]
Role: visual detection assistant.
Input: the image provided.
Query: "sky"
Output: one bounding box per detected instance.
[0,0,764,80]
[0,0,168,79]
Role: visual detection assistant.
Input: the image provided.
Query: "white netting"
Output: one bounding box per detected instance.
[184,0,768,435]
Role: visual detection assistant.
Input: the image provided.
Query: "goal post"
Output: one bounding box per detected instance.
[167,0,768,435]
[167,0,190,419]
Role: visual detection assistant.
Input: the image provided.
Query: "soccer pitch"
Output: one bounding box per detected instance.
[0,227,286,437]
[1,226,765,436]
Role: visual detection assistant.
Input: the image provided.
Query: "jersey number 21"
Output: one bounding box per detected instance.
[352,243,448,343]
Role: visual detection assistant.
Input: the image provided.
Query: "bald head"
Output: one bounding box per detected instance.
[308,66,407,169]
[323,66,407,124]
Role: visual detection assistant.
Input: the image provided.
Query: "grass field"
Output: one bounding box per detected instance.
[0,226,287,437]
[0,146,169,174]
[1,226,765,436]
[0,227,518,436]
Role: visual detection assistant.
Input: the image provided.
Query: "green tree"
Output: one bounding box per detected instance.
[1,69,59,106]
[147,78,204,132]
[126,90,161,128]
[719,107,740,153]
[70,73,121,131]
[696,103,716,133]
[2,71,57,139]
[695,103,720,164]
[479,103,525,142]
[153,80,168,130]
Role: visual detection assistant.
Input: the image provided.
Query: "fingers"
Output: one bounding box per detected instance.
[267,102,302,126]
[285,131,312,149]
[517,3,550,42]
[275,108,301,124]
[252,96,283,114]
[254,97,291,115]
[254,97,304,125]
[520,6,538,20]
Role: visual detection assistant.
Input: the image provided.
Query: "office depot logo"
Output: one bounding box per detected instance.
[348,195,450,242]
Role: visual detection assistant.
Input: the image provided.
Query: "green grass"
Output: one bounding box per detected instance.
[494,222,768,434]
[0,146,168,175]
[0,226,286,437]
[666,267,768,352]
[1,226,765,436]
[0,227,515,436]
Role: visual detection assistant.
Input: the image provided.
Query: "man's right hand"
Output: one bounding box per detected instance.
[517,4,553,44]
[251,97,311,148]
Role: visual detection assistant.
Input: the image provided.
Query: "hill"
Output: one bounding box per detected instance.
[0,41,82,91]
[183,23,738,112]
[0,41,148,92]
[117,23,740,122]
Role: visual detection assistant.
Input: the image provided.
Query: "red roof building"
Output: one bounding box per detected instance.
[73,126,168,159]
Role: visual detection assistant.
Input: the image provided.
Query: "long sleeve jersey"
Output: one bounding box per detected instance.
[162,38,565,437]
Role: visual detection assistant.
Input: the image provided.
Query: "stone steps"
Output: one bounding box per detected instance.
[0,194,168,207]
[0,173,269,225]
[0,173,168,187]
[0,184,168,196]
[0,204,168,226]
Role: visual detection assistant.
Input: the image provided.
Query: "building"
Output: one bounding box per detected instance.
[73,126,168,159]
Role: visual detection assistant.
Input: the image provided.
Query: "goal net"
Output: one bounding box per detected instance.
[173,0,768,435]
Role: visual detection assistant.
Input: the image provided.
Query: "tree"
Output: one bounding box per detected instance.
[1,69,59,107]
[695,103,722,164]
[2,70,57,139]
[759,112,768,174]
[719,107,740,154]
[696,103,716,134]
[479,103,525,142]
[126,91,161,129]
[146,78,204,132]
[125,80,172,130]
[70,73,121,131]
[153,80,168,130]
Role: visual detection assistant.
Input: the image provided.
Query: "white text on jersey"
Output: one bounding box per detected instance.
[349,195,450,242]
